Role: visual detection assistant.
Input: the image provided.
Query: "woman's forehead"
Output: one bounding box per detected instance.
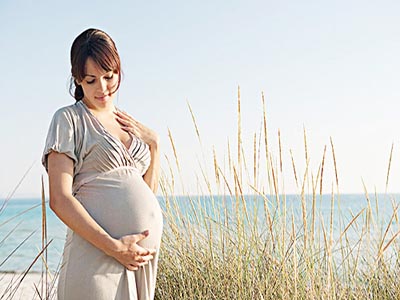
[84,58,112,77]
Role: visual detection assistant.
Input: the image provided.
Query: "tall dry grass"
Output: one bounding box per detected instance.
[1,89,400,299]
[156,88,400,299]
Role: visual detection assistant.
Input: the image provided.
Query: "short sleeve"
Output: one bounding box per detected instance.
[42,107,78,172]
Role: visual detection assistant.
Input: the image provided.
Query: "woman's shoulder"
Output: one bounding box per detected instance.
[51,102,83,121]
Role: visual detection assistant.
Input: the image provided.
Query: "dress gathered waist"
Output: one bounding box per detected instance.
[73,166,142,195]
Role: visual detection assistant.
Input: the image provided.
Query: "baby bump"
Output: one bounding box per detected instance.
[75,168,163,248]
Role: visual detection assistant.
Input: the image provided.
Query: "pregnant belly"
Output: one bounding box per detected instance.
[74,168,163,249]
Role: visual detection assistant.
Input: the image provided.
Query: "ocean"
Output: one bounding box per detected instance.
[0,194,399,273]
[0,198,65,273]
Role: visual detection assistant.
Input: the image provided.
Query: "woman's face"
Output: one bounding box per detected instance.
[79,57,119,108]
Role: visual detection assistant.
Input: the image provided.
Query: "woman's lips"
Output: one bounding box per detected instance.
[95,94,109,101]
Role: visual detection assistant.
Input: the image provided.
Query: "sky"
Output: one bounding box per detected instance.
[1,0,400,198]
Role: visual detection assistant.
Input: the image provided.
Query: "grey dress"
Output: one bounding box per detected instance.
[42,101,163,300]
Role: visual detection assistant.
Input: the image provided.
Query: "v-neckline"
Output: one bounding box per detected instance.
[79,101,134,152]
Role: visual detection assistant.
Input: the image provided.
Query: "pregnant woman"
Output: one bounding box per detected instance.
[42,28,163,300]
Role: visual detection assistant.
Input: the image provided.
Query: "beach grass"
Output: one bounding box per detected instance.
[1,88,400,299]
[155,88,400,299]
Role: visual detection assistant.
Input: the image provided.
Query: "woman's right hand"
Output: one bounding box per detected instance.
[110,230,157,271]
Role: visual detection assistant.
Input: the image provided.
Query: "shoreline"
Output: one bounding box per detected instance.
[0,272,57,299]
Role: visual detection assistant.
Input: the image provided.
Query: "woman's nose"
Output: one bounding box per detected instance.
[98,79,107,92]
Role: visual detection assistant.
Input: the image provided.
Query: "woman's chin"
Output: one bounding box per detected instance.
[95,95,110,102]
[94,94,115,106]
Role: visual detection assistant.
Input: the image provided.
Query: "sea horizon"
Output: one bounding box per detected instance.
[1,193,399,273]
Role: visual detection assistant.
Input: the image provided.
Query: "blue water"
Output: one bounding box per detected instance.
[0,198,65,273]
[0,194,399,272]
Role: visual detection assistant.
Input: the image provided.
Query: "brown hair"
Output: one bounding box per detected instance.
[69,28,122,101]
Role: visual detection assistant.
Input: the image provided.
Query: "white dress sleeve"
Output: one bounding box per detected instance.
[42,107,78,172]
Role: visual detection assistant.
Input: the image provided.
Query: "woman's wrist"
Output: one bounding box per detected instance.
[149,136,160,150]
[101,236,123,257]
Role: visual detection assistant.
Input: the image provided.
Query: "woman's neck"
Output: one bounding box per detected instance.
[82,98,116,114]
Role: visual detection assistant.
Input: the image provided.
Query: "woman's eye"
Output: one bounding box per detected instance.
[86,80,95,84]
[105,74,114,80]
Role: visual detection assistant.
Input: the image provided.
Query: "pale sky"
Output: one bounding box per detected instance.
[1,0,400,198]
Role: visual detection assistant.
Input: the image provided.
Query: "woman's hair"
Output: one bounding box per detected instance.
[69,28,122,101]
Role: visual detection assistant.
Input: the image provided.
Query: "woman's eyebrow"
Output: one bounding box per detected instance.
[84,71,112,78]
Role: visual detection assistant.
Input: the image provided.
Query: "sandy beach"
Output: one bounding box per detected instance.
[0,273,57,299]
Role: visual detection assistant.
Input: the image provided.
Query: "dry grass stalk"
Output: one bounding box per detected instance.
[217,166,234,197]
[329,184,335,252]
[378,229,400,260]
[385,143,394,193]
[330,137,339,189]
[237,86,242,183]
[269,153,279,205]
[310,169,320,243]
[261,91,269,159]
[253,133,257,189]
[377,204,399,260]
[300,159,310,250]
[187,101,202,146]
[6,241,53,300]
[198,160,213,195]
[233,166,250,225]
[227,139,232,175]
[0,162,35,214]
[291,213,298,300]
[337,208,365,242]
[249,184,275,247]
[41,176,48,299]
[330,137,344,253]
[240,146,251,189]
[361,178,373,231]
[163,154,175,194]
[290,149,299,189]
[213,147,220,187]
[278,129,283,173]
[303,126,308,165]
[0,204,41,228]
[261,91,274,195]
[320,145,327,196]
[0,230,36,269]
[167,128,188,196]
[167,128,181,173]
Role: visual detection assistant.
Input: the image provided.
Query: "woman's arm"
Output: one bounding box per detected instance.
[142,141,160,193]
[47,151,155,270]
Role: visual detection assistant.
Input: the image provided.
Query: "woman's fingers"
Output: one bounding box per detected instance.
[131,230,150,242]
[114,111,158,146]
[127,265,138,271]
[114,110,136,123]
[117,231,157,270]
[123,250,154,270]
[116,117,130,126]
[114,112,140,136]
[113,111,143,132]
[126,251,154,270]
[116,117,136,130]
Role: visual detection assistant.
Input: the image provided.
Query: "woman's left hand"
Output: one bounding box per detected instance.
[114,110,159,147]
